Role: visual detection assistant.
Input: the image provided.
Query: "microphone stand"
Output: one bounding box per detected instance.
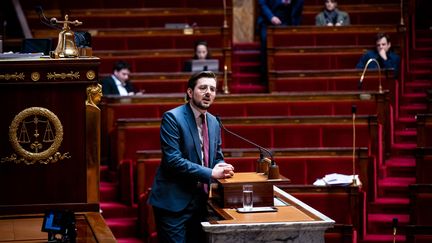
[216,117,280,179]
[351,105,358,186]
[358,58,382,93]
[392,218,398,243]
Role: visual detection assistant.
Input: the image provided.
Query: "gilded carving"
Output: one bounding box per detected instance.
[31,72,40,81]
[86,70,96,80]
[1,107,71,165]
[47,71,80,80]
[0,72,25,80]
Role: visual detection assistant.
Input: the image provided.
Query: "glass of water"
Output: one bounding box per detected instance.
[242,184,253,211]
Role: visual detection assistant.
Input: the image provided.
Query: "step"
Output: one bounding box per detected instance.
[232,62,260,73]
[404,80,432,91]
[378,177,415,198]
[393,129,417,144]
[233,42,260,51]
[383,156,416,178]
[117,237,145,243]
[400,93,426,103]
[105,217,138,239]
[101,201,137,219]
[399,103,427,117]
[229,83,267,94]
[368,197,410,214]
[391,143,416,156]
[360,234,405,243]
[367,213,409,235]
[100,181,119,202]
[395,117,416,130]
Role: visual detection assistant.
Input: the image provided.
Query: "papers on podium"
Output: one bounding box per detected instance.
[313,173,362,187]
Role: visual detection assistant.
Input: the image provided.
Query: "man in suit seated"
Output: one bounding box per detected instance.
[100,60,137,95]
[148,71,235,243]
[356,32,400,77]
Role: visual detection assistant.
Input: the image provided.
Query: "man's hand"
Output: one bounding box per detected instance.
[211,163,235,179]
[378,48,388,60]
[271,16,282,25]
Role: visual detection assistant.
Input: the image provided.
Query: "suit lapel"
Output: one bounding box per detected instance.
[183,105,203,164]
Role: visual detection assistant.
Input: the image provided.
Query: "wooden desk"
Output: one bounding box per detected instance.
[203,186,334,243]
[0,213,115,242]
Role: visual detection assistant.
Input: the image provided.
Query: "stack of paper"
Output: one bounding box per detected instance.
[313,173,362,186]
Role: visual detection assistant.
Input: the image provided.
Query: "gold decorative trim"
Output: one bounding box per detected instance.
[31,72,40,81]
[47,71,80,80]
[1,107,71,165]
[0,72,25,80]
[86,70,96,80]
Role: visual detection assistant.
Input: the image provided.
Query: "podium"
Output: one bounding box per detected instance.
[204,173,334,243]
[0,57,115,241]
[213,172,290,208]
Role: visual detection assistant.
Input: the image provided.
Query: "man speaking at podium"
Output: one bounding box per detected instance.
[149,71,235,243]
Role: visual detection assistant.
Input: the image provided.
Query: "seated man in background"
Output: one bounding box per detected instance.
[257,0,304,83]
[100,60,137,95]
[315,0,350,26]
[356,32,400,77]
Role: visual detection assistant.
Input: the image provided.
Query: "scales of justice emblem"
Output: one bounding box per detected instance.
[1,107,71,165]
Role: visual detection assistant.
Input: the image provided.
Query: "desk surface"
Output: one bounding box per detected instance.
[0,212,115,243]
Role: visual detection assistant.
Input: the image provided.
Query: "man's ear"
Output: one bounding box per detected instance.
[187,88,193,99]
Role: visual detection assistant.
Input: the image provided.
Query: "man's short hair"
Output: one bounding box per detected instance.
[186,71,217,101]
[113,60,131,72]
[376,32,391,43]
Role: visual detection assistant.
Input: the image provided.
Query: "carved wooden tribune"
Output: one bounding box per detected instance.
[0,57,100,214]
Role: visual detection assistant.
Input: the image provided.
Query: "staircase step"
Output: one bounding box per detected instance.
[229,83,267,93]
[383,156,416,178]
[360,234,405,243]
[401,92,427,103]
[232,62,260,73]
[233,42,260,50]
[404,80,432,92]
[100,181,119,202]
[391,143,416,156]
[378,177,415,198]
[399,103,427,117]
[101,201,137,219]
[395,117,416,130]
[367,213,409,235]
[117,237,145,243]
[368,197,410,214]
[393,129,417,143]
[105,217,138,239]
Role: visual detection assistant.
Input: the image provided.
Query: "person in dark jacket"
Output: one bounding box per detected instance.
[100,60,136,95]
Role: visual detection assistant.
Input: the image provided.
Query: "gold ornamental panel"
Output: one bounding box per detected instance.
[1,107,71,165]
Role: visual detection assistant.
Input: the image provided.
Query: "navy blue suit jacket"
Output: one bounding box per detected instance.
[149,104,224,212]
[356,50,400,77]
[100,76,135,95]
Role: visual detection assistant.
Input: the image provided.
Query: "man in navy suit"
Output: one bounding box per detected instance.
[257,0,304,84]
[149,71,235,243]
[100,60,136,95]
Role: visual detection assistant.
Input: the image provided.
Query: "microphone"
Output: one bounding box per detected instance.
[35,5,60,30]
[216,116,280,179]
[358,58,382,93]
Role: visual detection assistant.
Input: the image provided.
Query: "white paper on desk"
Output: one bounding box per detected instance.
[313,173,362,186]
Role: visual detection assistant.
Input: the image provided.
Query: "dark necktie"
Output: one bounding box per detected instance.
[201,114,209,194]
[201,114,209,168]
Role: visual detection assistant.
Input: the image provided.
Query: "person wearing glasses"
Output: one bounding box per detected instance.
[148,71,235,243]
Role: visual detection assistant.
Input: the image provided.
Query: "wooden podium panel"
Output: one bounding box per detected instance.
[213,172,290,208]
[203,186,334,243]
[0,57,100,214]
